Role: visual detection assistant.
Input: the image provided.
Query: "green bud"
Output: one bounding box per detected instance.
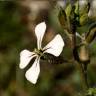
[85,23,96,44]
[65,4,72,17]
[79,0,90,16]
[74,1,79,15]
[88,0,96,20]
[80,14,88,26]
[58,7,68,29]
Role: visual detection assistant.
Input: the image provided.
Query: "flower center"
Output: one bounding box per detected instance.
[34,48,44,57]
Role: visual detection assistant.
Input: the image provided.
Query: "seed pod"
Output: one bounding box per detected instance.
[85,23,96,44]
[78,44,90,64]
[58,7,68,29]
[73,44,90,64]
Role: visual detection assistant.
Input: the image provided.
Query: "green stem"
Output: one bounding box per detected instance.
[64,29,72,40]
[81,63,89,89]
[78,62,89,91]
[70,31,89,93]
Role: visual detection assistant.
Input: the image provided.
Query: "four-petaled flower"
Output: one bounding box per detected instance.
[19,22,64,84]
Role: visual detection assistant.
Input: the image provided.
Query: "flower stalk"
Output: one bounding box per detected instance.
[58,0,90,93]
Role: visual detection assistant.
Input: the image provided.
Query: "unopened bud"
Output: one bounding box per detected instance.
[85,23,96,44]
[80,14,88,26]
[65,4,72,17]
[58,7,68,29]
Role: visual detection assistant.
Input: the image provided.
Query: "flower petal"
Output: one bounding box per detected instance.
[19,49,36,69]
[43,34,64,57]
[25,57,40,84]
[35,22,46,49]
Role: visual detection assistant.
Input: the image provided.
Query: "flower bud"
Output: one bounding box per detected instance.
[65,4,72,17]
[88,0,96,20]
[79,0,90,16]
[74,1,79,15]
[85,23,96,44]
[80,13,88,26]
[58,7,68,29]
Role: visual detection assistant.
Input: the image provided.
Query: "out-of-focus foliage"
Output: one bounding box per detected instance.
[87,88,96,96]
[0,0,96,96]
[0,1,28,95]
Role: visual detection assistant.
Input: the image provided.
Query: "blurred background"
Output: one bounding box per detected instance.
[0,0,96,96]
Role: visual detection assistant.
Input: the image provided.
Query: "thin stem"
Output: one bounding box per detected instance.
[81,63,89,88]
[71,24,89,92]
[64,29,72,40]
[64,0,90,93]
[77,62,89,90]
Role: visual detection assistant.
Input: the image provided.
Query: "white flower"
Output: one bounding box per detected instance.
[19,22,64,84]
